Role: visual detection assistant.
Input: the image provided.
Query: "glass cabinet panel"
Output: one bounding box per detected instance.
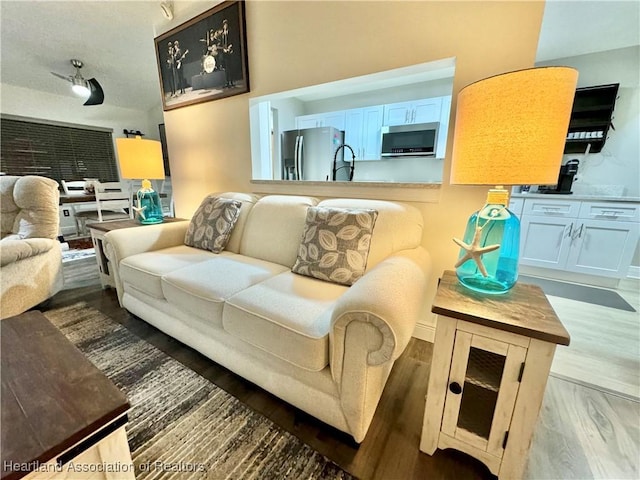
[457,347,506,439]
[442,330,527,453]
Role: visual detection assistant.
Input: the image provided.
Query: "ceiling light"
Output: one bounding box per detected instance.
[71,77,90,97]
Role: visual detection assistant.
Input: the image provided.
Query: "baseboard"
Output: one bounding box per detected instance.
[519,265,620,289]
[412,320,435,343]
[627,266,640,279]
[60,225,78,237]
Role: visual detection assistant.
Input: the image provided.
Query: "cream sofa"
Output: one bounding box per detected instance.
[1,175,63,319]
[104,193,431,442]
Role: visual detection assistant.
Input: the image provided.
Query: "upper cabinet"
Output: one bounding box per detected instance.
[383,97,443,126]
[344,106,384,161]
[294,95,451,162]
[564,83,619,154]
[296,112,346,131]
[383,95,451,158]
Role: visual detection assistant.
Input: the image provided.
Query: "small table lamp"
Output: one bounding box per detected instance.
[116,136,166,224]
[450,67,578,294]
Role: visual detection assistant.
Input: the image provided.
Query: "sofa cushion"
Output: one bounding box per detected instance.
[239,195,317,267]
[119,245,223,299]
[317,198,423,270]
[184,196,242,253]
[214,192,260,253]
[223,272,348,371]
[161,254,288,326]
[292,207,378,286]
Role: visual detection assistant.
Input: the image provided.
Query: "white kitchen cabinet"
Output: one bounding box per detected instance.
[518,197,640,279]
[383,97,443,126]
[296,116,321,130]
[566,219,639,277]
[520,216,574,269]
[344,106,384,161]
[296,111,346,131]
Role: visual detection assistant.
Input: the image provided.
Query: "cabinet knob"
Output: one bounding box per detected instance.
[449,382,462,395]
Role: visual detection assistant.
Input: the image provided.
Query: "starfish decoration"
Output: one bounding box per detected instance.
[453,225,501,277]
[132,205,147,221]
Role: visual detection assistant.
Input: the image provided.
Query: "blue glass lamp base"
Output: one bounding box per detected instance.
[456,273,514,295]
[139,217,164,225]
[135,187,164,225]
[454,198,520,296]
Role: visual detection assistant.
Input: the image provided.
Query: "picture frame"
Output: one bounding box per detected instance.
[154,1,249,111]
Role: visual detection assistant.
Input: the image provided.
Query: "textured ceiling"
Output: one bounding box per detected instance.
[0,1,209,112]
[0,1,637,113]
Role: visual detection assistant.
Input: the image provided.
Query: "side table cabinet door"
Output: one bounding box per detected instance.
[441,331,527,456]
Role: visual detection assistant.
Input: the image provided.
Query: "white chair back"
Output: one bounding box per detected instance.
[94,182,132,221]
[61,180,87,196]
[61,179,98,237]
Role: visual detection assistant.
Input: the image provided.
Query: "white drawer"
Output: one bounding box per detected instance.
[578,201,640,222]
[523,199,580,218]
[509,198,524,216]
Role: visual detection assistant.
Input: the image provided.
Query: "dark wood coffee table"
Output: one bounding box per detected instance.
[1,311,133,480]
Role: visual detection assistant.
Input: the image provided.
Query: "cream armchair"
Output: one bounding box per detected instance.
[0,176,63,319]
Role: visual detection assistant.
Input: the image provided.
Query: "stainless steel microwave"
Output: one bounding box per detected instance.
[380,122,439,157]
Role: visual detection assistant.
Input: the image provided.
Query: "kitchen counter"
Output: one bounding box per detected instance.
[511,192,640,202]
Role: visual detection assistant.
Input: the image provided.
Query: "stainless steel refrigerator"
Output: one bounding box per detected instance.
[281,127,349,181]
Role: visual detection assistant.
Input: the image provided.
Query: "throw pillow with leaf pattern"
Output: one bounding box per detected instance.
[184,196,242,253]
[292,206,378,286]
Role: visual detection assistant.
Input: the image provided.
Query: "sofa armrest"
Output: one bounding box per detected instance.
[102,221,189,304]
[0,238,57,267]
[330,246,431,379]
[329,247,431,441]
[103,221,190,260]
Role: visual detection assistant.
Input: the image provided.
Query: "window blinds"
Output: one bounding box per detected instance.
[0,117,118,184]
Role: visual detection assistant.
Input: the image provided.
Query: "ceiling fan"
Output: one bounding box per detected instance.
[51,59,104,106]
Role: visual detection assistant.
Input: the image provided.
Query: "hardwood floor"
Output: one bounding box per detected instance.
[547,277,640,400]
[51,260,640,479]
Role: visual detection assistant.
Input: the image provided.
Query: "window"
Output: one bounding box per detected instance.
[0,115,118,185]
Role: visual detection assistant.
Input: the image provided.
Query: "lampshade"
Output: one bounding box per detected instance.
[116,136,165,180]
[450,67,578,186]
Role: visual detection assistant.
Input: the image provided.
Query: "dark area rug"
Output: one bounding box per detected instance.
[519,275,636,312]
[44,303,354,480]
[67,237,94,250]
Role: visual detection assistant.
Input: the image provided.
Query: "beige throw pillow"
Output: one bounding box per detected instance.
[292,206,378,286]
[185,196,242,253]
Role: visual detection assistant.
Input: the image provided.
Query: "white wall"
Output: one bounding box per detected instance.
[0,83,164,143]
[538,46,640,197]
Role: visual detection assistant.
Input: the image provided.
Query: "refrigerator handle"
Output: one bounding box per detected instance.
[293,135,299,180]
[298,135,304,180]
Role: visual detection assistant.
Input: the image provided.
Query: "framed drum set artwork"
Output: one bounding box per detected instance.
[154,1,249,111]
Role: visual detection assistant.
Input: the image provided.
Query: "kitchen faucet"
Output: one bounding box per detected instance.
[332,144,356,181]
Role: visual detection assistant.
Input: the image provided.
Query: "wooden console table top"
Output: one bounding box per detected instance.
[1,311,129,480]
[432,271,570,346]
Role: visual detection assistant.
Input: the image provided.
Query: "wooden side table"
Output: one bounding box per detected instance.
[89,218,186,288]
[1,311,133,480]
[420,271,570,479]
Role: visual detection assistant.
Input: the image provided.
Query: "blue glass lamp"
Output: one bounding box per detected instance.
[115,135,166,225]
[449,67,578,294]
